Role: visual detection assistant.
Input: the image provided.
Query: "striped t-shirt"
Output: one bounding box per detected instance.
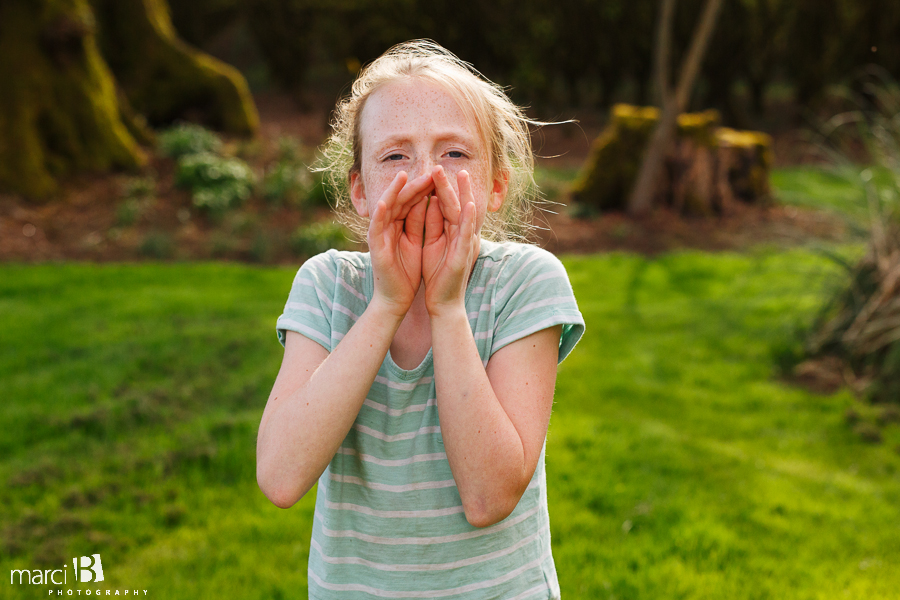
[276,239,585,600]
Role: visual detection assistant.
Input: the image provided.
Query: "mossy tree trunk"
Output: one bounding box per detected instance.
[90,0,258,135]
[0,0,144,198]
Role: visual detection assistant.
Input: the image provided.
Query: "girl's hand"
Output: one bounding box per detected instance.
[368,171,434,317]
[422,166,479,317]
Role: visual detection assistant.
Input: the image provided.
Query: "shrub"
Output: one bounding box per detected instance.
[803,82,900,409]
[123,176,156,199]
[116,198,143,226]
[176,153,255,213]
[291,222,352,257]
[261,136,331,208]
[263,160,313,206]
[139,231,174,259]
[158,124,222,159]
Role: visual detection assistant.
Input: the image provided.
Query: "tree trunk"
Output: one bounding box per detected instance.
[0,0,144,198]
[90,0,258,134]
[628,0,724,215]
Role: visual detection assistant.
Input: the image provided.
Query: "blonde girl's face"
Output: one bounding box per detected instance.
[350,79,507,230]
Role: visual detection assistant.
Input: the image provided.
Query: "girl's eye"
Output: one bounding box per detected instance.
[446,150,465,159]
[386,153,405,161]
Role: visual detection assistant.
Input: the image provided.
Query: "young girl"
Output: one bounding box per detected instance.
[257,40,584,599]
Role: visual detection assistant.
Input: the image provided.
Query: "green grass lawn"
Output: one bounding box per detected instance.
[770,166,872,225]
[2,249,898,599]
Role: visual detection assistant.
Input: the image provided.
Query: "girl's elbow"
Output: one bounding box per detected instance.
[462,494,520,528]
[256,463,312,509]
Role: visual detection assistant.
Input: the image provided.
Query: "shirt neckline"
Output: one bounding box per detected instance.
[364,241,490,379]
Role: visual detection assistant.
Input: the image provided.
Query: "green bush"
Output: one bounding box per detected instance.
[176,153,255,213]
[116,198,143,226]
[123,176,156,199]
[158,124,223,159]
[139,231,174,259]
[291,222,352,257]
[261,136,332,208]
[263,161,313,206]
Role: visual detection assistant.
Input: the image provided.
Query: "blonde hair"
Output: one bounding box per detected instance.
[317,39,542,242]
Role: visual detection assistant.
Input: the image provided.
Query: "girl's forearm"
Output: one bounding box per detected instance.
[430,306,528,527]
[257,299,404,508]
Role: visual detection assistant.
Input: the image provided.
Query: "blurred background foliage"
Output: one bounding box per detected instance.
[173,0,900,120]
[3,0,900,198]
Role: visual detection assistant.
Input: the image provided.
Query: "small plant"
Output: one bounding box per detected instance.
[263,161,313,206]
[116,176,157,226]
[261,136,324,208]
[123,176,156,199]
[139,231,173,259]
[158,124,222,159]
[291,222,352,257]
[208,231,238,258]
[176,153,255,213]
[116,198,143,226]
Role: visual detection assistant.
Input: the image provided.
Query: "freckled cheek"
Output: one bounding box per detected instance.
[363,163,403,201]
[447,164,490,205]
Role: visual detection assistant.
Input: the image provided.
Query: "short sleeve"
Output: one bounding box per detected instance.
[491,247,585,363]
[275,252,336,351]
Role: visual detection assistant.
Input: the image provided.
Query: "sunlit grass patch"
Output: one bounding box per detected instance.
[1,252,898,599]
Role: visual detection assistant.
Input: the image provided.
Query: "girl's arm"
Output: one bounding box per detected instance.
[256,304,404,508]
[257,171,432,508]
[431,316,561,527]
[422,166,561,527]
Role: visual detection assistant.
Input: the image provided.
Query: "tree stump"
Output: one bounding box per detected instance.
[90,0,258,135]
[0,0,144,198]
[571,103,773,215]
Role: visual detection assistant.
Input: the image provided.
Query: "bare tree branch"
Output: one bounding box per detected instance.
[628,0,724,215]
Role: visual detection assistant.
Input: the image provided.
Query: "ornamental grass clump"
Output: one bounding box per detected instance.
[805,82,900,405]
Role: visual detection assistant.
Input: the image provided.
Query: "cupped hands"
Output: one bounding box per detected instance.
[367,166,478,319]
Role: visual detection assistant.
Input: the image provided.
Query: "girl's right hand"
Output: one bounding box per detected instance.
[367,171,434,317]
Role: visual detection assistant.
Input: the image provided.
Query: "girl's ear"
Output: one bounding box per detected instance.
[488,170,510,213]
[350,171,369,217]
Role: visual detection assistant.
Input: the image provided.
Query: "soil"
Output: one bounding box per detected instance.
[0,92,851,265]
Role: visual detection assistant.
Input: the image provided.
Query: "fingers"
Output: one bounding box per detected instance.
[432,166,461,225]
[452,201,477,261]
[424,194,444,246]
[457,169,476,211]
[367,199,388,246]
[404,196,428,247]
[393,172,436,221]
[378,171,408,219]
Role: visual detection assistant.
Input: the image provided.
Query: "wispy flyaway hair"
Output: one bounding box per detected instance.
[317,39,545,242]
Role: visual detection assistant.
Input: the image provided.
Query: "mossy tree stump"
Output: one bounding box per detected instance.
[90,0,258,135]
[0,0,258,199]
[0,0,145,198]
[571,104,773,215]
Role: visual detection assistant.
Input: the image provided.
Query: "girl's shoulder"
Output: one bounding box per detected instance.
[477,240,571,284]
[300,248,370,272]
[291,249,370,287]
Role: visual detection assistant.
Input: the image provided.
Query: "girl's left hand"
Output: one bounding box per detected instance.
[422,166,479,317]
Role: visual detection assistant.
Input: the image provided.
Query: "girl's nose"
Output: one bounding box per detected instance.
[412,157,437,181]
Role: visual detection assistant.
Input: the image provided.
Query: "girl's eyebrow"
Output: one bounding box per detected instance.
[372,131,478,153]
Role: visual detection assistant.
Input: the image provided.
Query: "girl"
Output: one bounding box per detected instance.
[257,40,584,599]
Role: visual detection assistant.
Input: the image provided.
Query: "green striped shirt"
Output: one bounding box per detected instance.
[276,240,585,599]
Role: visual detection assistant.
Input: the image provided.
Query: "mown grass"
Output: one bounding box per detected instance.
[2,249,898,599]
[770,166,872,226]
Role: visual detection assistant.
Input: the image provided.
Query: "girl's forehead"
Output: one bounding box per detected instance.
[359,79,483,147]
